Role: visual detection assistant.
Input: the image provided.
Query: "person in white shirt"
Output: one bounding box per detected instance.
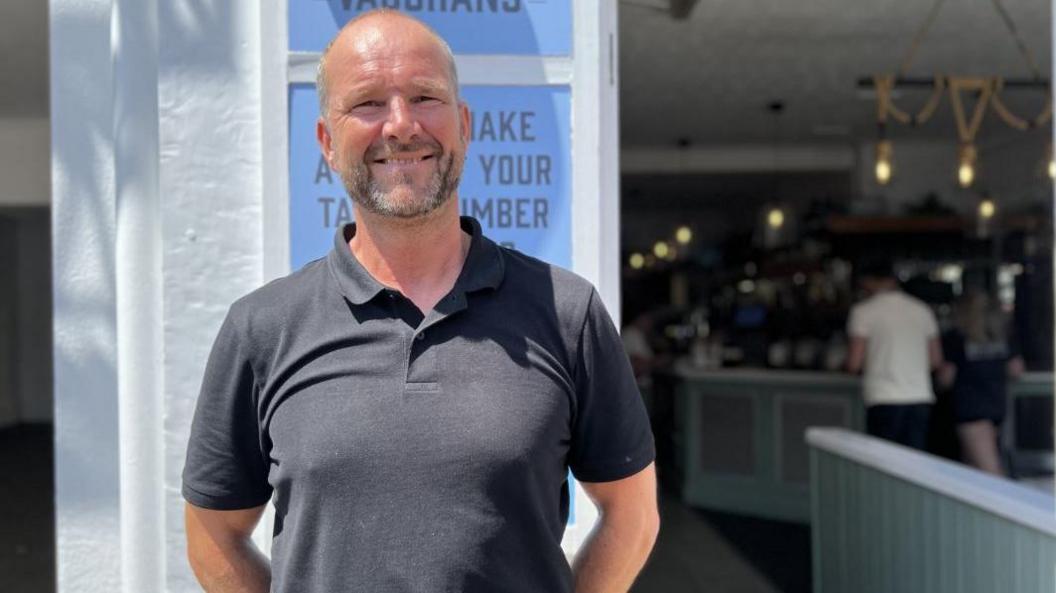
[845,260,944,450]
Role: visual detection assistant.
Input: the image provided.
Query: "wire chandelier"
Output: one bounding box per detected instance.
[862,0,1052,189]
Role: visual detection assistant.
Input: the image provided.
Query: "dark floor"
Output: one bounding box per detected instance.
[633,490,811,593]
[0,424,54,593]
[0,425,810,593]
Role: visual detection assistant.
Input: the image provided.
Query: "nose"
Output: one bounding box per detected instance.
[382,97,418,144]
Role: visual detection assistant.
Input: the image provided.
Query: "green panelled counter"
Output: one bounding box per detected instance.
[809,428,1056,593]
[672,364,1052,523]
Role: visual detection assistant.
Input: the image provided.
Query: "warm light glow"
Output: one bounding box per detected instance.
[1049,159,1055,180]
[957,143,977,188]
[665,246,679,261]
[629,253,645,269]
[978,199,996,220]
[875,140,893,185]
[767,208,785,229]
[875,160,892,185]
[675,226,693,245]
[653,241,670,259]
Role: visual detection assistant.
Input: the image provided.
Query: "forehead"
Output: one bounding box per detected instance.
[326,19,453,91]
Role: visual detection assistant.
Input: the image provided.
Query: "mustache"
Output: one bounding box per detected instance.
[365,140,443,161]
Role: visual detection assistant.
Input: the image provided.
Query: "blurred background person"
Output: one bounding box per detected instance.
[940,291,1026,476]
[846,259,944,450]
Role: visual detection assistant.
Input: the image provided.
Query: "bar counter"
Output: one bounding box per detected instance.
[665,363,1053,523]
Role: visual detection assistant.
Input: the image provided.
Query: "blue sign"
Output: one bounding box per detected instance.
[288,84,571,271]
[288,0,571,55]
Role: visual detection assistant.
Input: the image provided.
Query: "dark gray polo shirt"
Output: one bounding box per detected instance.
[183,217,654,593]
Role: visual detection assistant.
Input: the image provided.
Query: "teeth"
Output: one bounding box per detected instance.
[382,157,425,165]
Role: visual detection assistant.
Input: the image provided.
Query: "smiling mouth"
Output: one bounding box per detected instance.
[373,155,434,165]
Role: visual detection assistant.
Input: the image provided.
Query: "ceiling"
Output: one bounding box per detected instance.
[618,0,1053,147]
[0,1,47,118]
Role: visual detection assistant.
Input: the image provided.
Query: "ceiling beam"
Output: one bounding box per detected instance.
[669,0,699,19]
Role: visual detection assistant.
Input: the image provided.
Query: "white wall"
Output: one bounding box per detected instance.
[0,117,50,206]
[158,0,264,588]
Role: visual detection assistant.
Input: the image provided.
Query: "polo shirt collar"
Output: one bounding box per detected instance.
[327,216,504,306]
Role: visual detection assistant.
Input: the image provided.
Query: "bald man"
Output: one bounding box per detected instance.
[183,10,658,593]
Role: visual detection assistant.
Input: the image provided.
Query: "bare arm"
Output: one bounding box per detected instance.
[572,463,660,593]
[845,336,866,374]
[1007,355,1026,379]
[927,336,944,372]
[185,502,270,593]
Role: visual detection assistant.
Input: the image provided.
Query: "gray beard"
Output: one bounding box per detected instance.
[340,148,461,219]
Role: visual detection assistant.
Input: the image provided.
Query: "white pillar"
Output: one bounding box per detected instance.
[113,0,165,589]
[572,0,622,320]
[51,0,122,589]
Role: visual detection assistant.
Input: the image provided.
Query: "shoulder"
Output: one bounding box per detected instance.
[849,296,878,319]
[900,292,937,319]
[494,247,604,353]
[224,256,330,340]
[498,246,597,311]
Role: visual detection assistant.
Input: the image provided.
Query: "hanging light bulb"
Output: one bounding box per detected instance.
[767,208,785,229]
[675,226,693,245]
[978,198,996,220]
[875,139,893,185]
[629,253,645,270]
[653,241,670,259]
[957,143,977,188]
[976,195,996,239]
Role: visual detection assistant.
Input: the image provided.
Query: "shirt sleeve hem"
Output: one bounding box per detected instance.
[182,482,272,511]
[571,446,655,483]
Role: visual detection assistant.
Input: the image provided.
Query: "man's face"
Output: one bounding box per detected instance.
[317,19,470,220]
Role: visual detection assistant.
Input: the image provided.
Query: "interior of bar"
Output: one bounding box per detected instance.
[619,0,1054,589]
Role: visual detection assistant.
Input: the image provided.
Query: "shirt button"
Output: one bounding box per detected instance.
[416,332,426,341]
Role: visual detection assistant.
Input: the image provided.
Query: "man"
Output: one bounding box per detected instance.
[845,259,943,450]
[182,10,658,593]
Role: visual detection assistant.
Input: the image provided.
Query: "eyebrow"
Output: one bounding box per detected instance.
[340,77,453,104]
[408,79,451,97]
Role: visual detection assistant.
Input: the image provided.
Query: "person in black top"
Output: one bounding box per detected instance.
[939,291,1024,476]
[182,10,659,593]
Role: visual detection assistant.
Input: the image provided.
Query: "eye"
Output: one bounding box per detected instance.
[412,95,441,104]
[351,100,384,112]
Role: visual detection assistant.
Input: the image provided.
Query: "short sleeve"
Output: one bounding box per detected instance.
[923,308,939,338]
[182,308,273,510]
[568,290,655,483]
[847,304,869,338]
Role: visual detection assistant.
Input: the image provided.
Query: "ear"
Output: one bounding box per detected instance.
[458,100,471,146]
[316,117,336,170]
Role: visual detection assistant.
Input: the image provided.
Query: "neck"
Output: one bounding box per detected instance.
[348,199,470,311]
